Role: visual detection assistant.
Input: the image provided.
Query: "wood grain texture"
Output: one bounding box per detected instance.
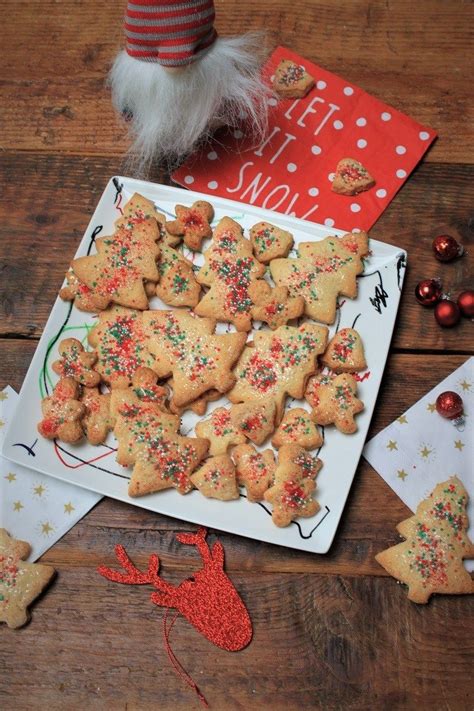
[0,152,472,349]
[0,1,473,162]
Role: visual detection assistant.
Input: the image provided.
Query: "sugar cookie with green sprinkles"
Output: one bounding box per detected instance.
[230,400,276,445]
[270,231,369,324]
[249,282,305,330]
[271,408,323,450]
[272,58,315,99]
[111,386,209,497]
[190,455,239,501]
[321,327,367,373]
[276,443,323,482]
[376,477,474,604]
[195,406,246,455]
[195,216,266,331]
[249,221,294,263]
[88,306,157,388]
[143,309,247,408]
[165,200,214,251]
[228,323,328,421]
[155,244,201,308]
[305,372,364,434]
[52,337,101,387]
[264,474,320,527]
[232,444,276,502]
[0,529,55,629]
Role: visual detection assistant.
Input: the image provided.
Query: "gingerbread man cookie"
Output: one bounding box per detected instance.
[190,455,239,501]
[232,444,276,502]
[38,377,85,443]
[273,59,315,99]
[305,373,364,434]
[271,408,323,450]
[165,201,214,251]
[0,530,55,629]
[376,478,474,604]
[270,231,369,324]
[249,282,305,330]
[81,387,114,445]
[332,158,375,196]
[249,221,294,263]
[52,338,100,387]
[321,327,367,373]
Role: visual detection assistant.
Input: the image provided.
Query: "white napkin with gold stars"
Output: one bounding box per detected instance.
[363,357,474,571]
[0,386,102,562]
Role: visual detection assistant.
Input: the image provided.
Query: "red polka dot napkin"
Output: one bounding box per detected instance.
[172,46,437,231]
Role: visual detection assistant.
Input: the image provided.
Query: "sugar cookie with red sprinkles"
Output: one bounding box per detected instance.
[52,337,101,387]
[321,327,367,373]
[165,200,214,251]
[195,406,246,456]
[249,282,305,330]
[249,221,294,263]
[38,377,85,443]
[191,455,239,501]
[305,372,364,434]
[230,400,277,445]
[232,444,276,503]
[332,158,375,196]
[276,443,323,481]
[273,59,315,99]
[80,387,114,446]
[271,408,323,450]
[264,474,319,527]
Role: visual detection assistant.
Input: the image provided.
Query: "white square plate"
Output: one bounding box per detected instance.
[2,177,406,553]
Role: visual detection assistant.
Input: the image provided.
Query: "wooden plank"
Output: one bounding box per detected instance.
[0,341,467,576]
[0,1,473,162]
[0,152,472,350]
[1,568,472,710]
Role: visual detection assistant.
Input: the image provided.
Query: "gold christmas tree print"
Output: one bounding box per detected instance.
[376,477,474,603]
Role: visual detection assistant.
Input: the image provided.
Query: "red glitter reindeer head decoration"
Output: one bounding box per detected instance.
[98,527,252,652]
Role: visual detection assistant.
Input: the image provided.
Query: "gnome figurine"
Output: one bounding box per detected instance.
[110,0,270,170]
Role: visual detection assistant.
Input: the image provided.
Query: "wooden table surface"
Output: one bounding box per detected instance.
[1,1,473,709]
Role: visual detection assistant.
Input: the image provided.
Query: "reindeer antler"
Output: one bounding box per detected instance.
[176,527,215,566]
[98,544,175,595]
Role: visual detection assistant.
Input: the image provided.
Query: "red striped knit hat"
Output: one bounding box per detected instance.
[125,0,218,67]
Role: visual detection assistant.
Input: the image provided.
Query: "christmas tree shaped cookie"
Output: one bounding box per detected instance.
[376,478,474,603]
[273,59,315,99]
[305,372,364,434]
[38,377,85,443]
[52,338,100,387]
[228,323,328,420]
[115,192,159,229]
[270,231,369,324]
[195,407,246,456]
[277,443,323,481]
[143,309,247,407]
[249,221,294,263]
[71,214,160,310]
[0,529,55,629]
[195,217,266,331]
[230,401,276,445]
[88,306,156,388]
[165,200,214,251]
[59,268,104,312]
[271,408,323,450]
[249,282,305,330]
[232,444,276,503]
[111,383,208,497]
[264,472,319,527]
[191,455,239,501]
[321,328,367,373]
[332,158,375,196]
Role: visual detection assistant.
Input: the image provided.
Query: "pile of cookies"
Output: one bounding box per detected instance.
[38,193,369,527]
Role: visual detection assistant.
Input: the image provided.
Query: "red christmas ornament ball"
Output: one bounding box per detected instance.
[434,299,461,327]
[457,289,474,319]
[415,278,443,306]
[435,391,464,420]
[432,234,463,262]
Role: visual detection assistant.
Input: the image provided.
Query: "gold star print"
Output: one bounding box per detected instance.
[33,484,46,497]
[13,501,24,512]
[420,446,432,459]
[454,440,465,451]
[460,380,471,392]
[64,502,75,514]
[426,403,436,413]
[397,415,408,425]
[5,473,16,483]
[41,522,54,536]
[397,469,408,481]
[0,391,8,401]
[386,440,398,451]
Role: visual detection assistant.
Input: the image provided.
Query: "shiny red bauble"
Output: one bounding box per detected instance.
[415,278,443,306]
[432,234,463,262]
[457,289,474,319]
[434,299,461,327]
[435,391,464,420]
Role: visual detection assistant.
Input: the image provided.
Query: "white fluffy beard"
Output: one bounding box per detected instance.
[109,33,271,174]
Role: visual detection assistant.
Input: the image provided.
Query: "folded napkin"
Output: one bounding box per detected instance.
[172,45,436,231]
[363,357,474,570]
[0,387,102,561]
